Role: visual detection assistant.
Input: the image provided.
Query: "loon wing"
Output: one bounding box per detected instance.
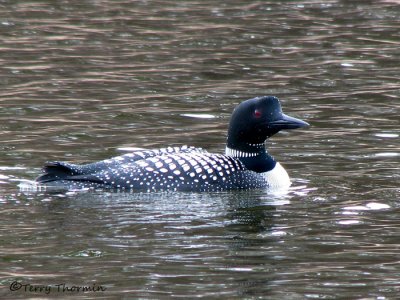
[36,146,207,184]
[35,150,270,192]
[87,152,250,191]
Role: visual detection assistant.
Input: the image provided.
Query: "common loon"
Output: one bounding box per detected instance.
[35,96,309,192]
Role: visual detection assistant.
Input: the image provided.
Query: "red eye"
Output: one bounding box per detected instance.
[254,109,262,118]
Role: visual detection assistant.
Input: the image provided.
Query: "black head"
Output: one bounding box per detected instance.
[226,96,309,152]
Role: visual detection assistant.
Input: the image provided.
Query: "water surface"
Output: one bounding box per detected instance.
[0,1,399,299]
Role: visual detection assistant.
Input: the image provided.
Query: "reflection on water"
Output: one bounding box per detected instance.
[0,0,399,299]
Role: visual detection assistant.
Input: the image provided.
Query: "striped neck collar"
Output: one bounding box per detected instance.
[225,143,265,158]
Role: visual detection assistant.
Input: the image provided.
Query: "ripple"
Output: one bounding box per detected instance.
[181,113,216,119]
[342,202,391,211]
[375,152,399,157]
[375,133,399,138]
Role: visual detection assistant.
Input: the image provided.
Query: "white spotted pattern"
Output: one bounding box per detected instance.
[36,145,291,192]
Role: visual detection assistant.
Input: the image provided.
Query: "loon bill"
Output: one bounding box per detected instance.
[34,96,309,192]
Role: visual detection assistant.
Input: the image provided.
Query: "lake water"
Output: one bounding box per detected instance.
[0,0,399,299]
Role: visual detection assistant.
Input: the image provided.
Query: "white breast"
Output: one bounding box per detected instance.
[262,162,291,188]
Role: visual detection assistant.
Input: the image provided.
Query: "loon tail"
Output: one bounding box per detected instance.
[36,162,102,184]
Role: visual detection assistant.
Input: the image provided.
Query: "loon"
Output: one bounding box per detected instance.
[35,96,309,192]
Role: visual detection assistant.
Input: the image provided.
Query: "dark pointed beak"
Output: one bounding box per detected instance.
[269,113,309,130]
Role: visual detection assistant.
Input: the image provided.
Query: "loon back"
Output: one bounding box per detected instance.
[35,96,309,192]
[36,146,204,183]
[36,146,281,192]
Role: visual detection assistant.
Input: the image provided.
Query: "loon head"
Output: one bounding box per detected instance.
[226,96,309,154]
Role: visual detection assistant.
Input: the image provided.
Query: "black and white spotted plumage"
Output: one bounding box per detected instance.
[38,146,270,192]
[35,96,309,192]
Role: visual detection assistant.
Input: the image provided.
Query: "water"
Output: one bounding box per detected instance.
[0,0,399,298]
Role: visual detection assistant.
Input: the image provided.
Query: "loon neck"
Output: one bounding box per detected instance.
[225,144,276,173]
[225,142,265,157]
